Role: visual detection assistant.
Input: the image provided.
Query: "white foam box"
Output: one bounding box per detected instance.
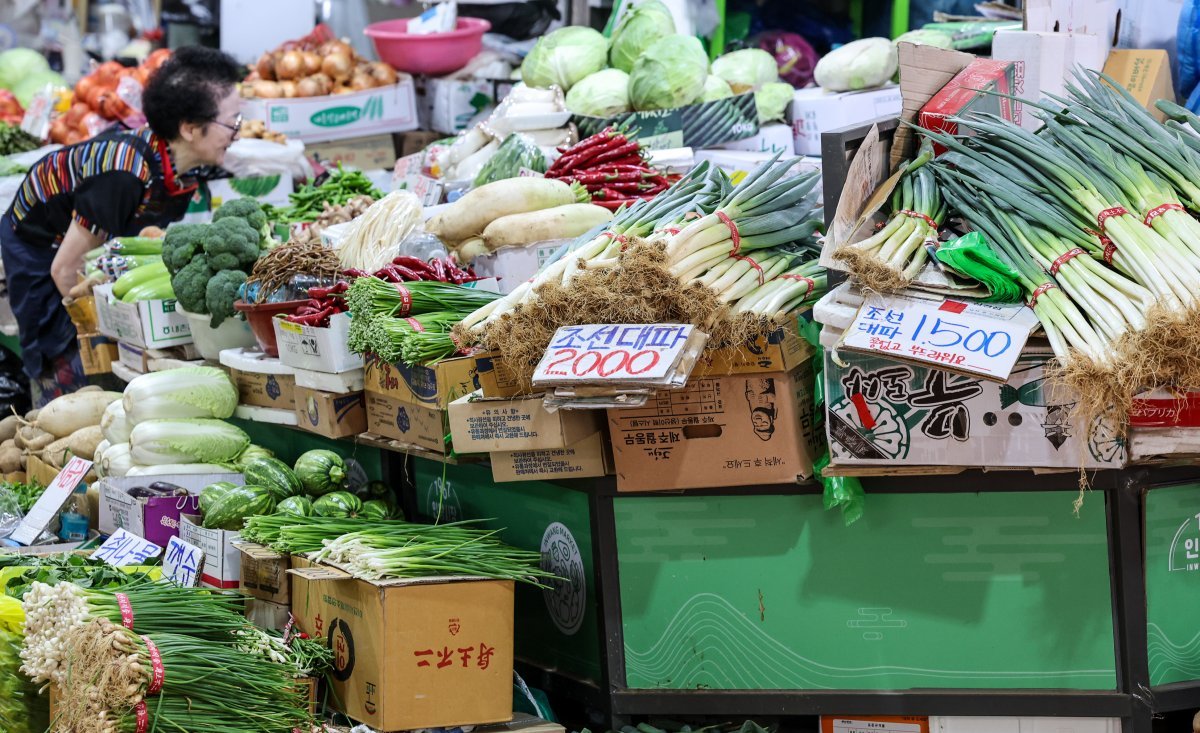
[294,365,365,393]
[219,347,298,410]
[790,86,903,156]
[93,283,192,349]
[272,311,363,374]
[241,78,419,144]
[991,30,1108,130]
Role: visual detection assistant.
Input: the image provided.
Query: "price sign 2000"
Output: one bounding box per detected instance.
[910,315,1013,357]
[541,348,662,379]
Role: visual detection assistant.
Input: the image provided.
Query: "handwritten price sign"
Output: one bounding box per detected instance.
[95,528,162,567]
[532,324,694,385]
[8,456,92,546]
[841,295,1038,381]
[163,536,203,587]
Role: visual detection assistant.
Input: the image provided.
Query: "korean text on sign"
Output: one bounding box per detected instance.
[94,528,163,567]
[533,324,693,383]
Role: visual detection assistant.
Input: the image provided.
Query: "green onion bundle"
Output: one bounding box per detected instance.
[835,147,945,287]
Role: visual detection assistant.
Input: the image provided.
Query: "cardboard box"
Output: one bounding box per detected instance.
[365,393,449,452]
[25,455,68,487]
[78,333,117,376]
[422,77,498,134]
[273,312,363,373]
[295,365,365,393]
[696,149,823,183]
[289,556,515,731]
[65,294,98,333]
[398,130,442,158]
[991,31,1108,130]
[99,474,240,548]
[179,514,242,589]
[220,347,298,410]
[824,349,1127,470]
[929,718,1119,733]
[306,134,397,171]
[93,283,191,349]
[574,92,759,151]
[449,392,603,453]
[364,354,477,409]
[294,386,366,439]
[1103,50,1175,121]
[208,172,293,208]
[820,717,930,733]
[608,363,820,491]
[237,542,291,604]
[476,714,565,733]
[918,59,1023,152]
[118,341,150,373]
[791,86,903,156]
[242,78,419,144]
[1024,0,1118,53]
[694,311,815,376]
[245,597,292,631]
[1130,388,1200,428]
[474,351,530,399]
[716,123,795,155]
[1114,0,1185,69]
[469,240,568,295]
[490,430,611,483]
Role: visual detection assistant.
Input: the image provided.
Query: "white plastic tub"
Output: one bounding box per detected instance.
[177,306,256,361]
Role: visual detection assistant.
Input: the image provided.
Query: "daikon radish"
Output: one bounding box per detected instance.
[482,204,613,249]
[36,391,122,438]
[425,178,585,244]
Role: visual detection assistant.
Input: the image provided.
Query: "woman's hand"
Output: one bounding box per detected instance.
[51,219,103,298]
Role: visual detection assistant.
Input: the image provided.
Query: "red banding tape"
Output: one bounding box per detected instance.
[897,209,939,230]
[1028,282,1057,308]
[141,636,165,695]
[405,317,424,333]
[1096,206,1128,233]
[716,211,742,254]
[134,701,149,733]
[732,254,764,285]
[1144,202,1184,226]
[779,274,816,297]
[116,593,134,629]
[393,283,412,316]
[1049,248,1085,275]
[1103,240,1117,264]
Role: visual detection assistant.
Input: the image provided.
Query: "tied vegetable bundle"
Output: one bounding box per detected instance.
[546,127,671,210]
[457,156,828,384]
[346,278,501,366]
[241,515,555,585]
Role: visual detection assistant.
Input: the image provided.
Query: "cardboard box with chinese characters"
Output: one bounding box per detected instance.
[364,354,477,409]
[449,392,603,454]
[236,542,291,604]
[289,557,514,731]
[490,431,612,482]
[608,362,821,492]
[365,392,449,452]
[823,348,1126,470]
[1103,50,1175,121]
[918,59,1023,152]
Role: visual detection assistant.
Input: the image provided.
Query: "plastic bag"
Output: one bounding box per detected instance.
[473,133,546,187]
[222,138,314,181]
[933,232,1023,303]
[0,485,23,539]
[0,345,29,419]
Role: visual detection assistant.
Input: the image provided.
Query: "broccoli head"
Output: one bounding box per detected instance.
[161,222,208,275]
[213,197,271,244]
[202,218,261,272]
[170,254,212,314]
[206,269,248,328]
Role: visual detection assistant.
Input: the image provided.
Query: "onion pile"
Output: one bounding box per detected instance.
[243,37,399,99]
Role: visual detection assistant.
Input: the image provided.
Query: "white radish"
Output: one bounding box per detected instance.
[482,204,613,249]
[36,391,122,438]
[425,178,581,244]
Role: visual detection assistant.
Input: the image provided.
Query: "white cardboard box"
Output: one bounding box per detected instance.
[94,283,192,349]
[423,77,496,134]
[930,718,1119,733]
[117,341,149,373]
[294,365,365,392]
[470,240,568,295]
[715,123,795,155]
[272,311,364,373]
[1114,0,1184,66]
[791,86,903,156]
[208,172,294,209]
[98,474,242,548]
[241,79,419,144]
[179,514,243,590]
[991,30,1108,130]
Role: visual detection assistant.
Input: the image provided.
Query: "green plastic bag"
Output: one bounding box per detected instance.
[933,231,1024,303]
[474,134,547,187]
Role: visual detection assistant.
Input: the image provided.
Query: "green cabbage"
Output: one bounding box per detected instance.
[711,48,780,93]
[699,75,734,102]
[813,37,898,92]
[566,69,631,117]
[609,0,676,73]
[755,82,795,123]
[123,366,239,424]
[129,418,250,466]
[521,26,609,92]
[894,29,955,49]
[0,49,49,92]
[629,35,709,111]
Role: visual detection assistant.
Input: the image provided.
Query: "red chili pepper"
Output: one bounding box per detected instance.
[574,170,655,184]
[554,134,629,174]
[592,199,628,211]
[307,286,332,299]
[343,268,370,279]
[392,256,437,277]
[390,265,424,281]
[431,258,449,282]
[589,142,642,166]
[331,280,350,295]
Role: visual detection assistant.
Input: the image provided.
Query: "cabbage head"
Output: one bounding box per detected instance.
[521,26,609,92]
[755,82,794,123]
[609,0,676,73]
[629,35,709,111]
[813,37,898,92]
[699,75,733,103]
[566,69,631,117]
[711,48,779,93]
[13,70,65,108]
[0,49,49,92]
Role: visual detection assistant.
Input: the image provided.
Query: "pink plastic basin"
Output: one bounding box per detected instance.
[365,17,491,77]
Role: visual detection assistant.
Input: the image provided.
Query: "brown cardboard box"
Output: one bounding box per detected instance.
[448,392,602,453]
[1103,49,1175,121]
[694,312,814,376]
[608,362,820,491]
[490,431,612,483]
[26,455,96,486]
[289,557,515,732]
[237,542,291,604]
[364,354,478,408]
[474,351,531,398]
[65,295,98,333]
[365,393,448,452]
[306,134,397,170]
[232,368,297,409]
[294,387,366,439]
[78,333,117,375]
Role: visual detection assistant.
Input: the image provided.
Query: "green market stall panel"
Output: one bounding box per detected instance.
[614,492,1116,691]
[412,458,605,688]
[1144,482,1200,687]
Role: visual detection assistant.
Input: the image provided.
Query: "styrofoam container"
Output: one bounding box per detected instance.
[177,307,256,361]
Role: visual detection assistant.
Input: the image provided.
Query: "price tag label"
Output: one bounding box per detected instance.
[407,174,444,206]
[162,536,203,587]
[8,456,92,546]
[94,528,162,568]
[532,324,694,384]
[392,152,424,184]
[840,294,1039,381]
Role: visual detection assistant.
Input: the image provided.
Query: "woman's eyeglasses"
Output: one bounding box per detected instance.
[211,113,243,137]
